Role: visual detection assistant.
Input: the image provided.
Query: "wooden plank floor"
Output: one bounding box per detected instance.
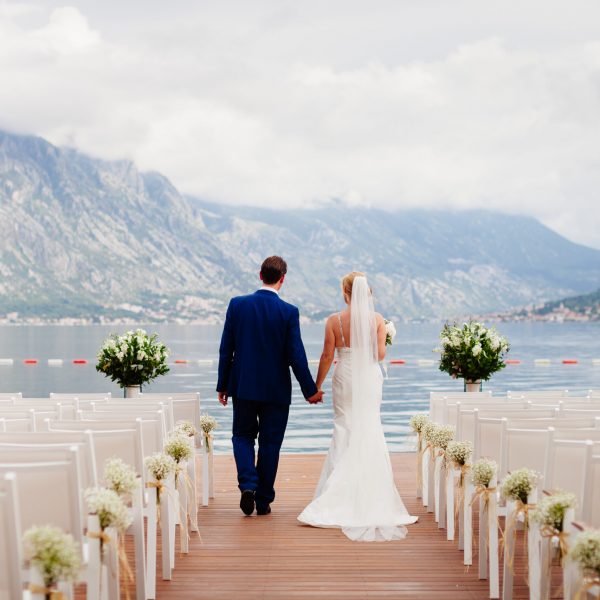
[151,453,520,600]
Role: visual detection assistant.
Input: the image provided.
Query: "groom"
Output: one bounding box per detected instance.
[217,256,323,516]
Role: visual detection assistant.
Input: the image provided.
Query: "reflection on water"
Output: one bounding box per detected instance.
[0,322,599,452]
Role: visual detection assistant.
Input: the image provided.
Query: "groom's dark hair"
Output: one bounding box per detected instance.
[261,256,287,284]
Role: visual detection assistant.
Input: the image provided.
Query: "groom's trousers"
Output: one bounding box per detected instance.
[232,398,290,510]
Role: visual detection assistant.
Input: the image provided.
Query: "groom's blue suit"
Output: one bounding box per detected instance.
[217,289,317,511]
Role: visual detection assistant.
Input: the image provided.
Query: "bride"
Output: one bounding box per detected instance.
[298,272,418,541]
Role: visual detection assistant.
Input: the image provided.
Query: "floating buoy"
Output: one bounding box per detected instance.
[72,359,87,365]
[389,359,406,365]
[505,359,521,365]
[48,359,64,366]
[174,359,188,364]
[23,359,38,365]
[417,359,435,366]
[534,358,551,365]
[562,359,578,365]
[308,359,320,365]
[197,359,213,366]
[0,358,14,366]
[592,358,600,366]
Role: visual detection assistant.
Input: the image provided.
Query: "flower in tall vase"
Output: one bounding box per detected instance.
[96,329,170,397]
[435,321,509,391]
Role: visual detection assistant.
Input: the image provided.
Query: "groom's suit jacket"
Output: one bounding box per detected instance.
[217,289,317,405]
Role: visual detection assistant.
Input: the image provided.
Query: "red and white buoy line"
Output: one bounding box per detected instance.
[1,358,599,367]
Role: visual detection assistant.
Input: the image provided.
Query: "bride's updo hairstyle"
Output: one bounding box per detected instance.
[341,271,366,304]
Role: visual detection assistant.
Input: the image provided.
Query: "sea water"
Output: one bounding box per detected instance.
[0,321,599,452]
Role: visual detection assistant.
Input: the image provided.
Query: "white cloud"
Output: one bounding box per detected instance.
[1,1,600,248]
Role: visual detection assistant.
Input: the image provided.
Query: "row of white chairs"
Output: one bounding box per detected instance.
[0,391,213,600]
[421,390,600,600]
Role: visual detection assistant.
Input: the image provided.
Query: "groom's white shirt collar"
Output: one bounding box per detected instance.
[260,286,279,295]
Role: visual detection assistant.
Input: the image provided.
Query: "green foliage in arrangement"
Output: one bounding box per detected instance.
[436,321,509,382]
[96,328,169,388]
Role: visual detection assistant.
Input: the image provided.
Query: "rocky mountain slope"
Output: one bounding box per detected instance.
[1,129,599,322]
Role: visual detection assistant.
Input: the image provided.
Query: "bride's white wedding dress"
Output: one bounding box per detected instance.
[298,277,417,542]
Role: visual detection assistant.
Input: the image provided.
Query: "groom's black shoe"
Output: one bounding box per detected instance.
[240,490,255,516]
[256,505,271,516]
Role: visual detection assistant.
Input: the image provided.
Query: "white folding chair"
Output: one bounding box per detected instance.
[581,453,600,527]
[50,392,112,400]
[0,472,23,600]
[0,458,86,599]
[429,391,492,424]
[500,427,554,483]
[507,390,569,399]
[0,430,98,487]
[46,421,147,600]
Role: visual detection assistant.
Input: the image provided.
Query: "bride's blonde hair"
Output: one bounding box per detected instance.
[341,271,366,303]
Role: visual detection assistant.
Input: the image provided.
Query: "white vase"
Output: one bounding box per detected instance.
[464,380,482,392]
[124,385,141,398]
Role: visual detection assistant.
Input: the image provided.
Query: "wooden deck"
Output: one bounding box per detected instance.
[148,453,536,599]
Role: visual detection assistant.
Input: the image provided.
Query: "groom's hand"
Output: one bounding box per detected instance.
[307,390,324,404]
[218,391,228,406]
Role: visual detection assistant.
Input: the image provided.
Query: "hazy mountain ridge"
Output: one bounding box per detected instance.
[0,129,599,323]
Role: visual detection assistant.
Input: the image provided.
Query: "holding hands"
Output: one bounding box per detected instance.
[307,390,324,404]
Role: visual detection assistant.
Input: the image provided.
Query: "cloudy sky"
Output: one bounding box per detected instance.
[1,0,600,248]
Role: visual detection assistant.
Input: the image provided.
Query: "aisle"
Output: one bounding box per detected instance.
[154,453,505,599]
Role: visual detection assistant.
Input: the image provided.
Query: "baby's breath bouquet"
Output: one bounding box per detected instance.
[164,432,194,464]
[384,319,396,346]
[175,420,197,437]
[429,424,455,453]
[96,329,169,389]
[531,492,576,533]
[199,413,218,452]
[23,525,82,591]
[500,467,540,505]
[471,458,497,488]
[570,529,600,580]
[104,457,138,498]
[84,487,132,537]
[409,414,429,435]
[436,321,509,385]
[531,492,576,564]
[446,440,473,467]
[145,452,176,505]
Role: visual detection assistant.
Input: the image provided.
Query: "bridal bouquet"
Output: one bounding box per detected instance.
[384,319,396,345]
[436,321,509,385]
[96,329,170,389]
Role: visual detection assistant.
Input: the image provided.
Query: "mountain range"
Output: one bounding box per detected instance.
[1,129,599,323]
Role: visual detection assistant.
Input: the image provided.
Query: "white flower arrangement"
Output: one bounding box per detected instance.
[570,529,600,577]
[422,421,439,445]
[23,525,81,589]
[199,413,218,452]
[175,420,197,437]
[103,457,138,498]
[428,424,455,451]
[500,467,541,504]
[409,414,429,434]
[199,414,218,435]
[84,487,132,533]
[446,440,473,467]
[471,458,497,488]
[95,328,170,388]
[145,452,177,481]
[436,321,509,383]
[530,491,576,533]
[164,432,194,464]
[384,319,396,346]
